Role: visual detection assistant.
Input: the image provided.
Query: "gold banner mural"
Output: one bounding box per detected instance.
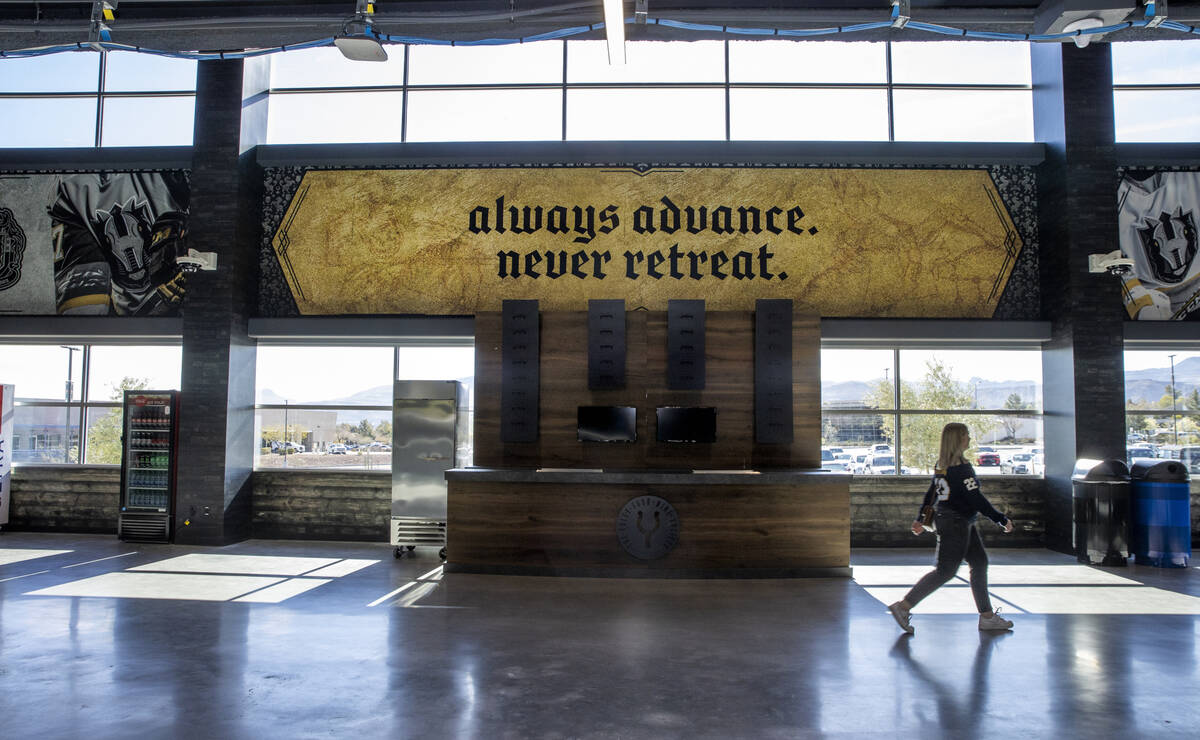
[270,167,1021,317]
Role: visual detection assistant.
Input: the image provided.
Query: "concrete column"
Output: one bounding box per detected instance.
[175,59,263,545]
[1033,43,1127,552]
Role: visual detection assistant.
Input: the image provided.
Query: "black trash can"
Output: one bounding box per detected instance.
[1072,458,1131,566]
[1130,459,1192,568]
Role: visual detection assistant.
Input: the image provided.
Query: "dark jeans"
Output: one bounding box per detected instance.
[904,510,994,614]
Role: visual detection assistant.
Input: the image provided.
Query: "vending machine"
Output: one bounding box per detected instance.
[118,390,179,543]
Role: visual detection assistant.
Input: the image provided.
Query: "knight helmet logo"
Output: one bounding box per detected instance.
[0,207,28,291]
[1138,208,1198,284]
[95,197,154,278]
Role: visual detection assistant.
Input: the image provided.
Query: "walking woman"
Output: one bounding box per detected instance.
[888,422,1015,635]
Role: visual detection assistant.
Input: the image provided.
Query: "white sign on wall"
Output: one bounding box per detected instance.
[0,384,12,526]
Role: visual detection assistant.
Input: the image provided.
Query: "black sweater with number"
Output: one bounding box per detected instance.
[917,463,1010,526]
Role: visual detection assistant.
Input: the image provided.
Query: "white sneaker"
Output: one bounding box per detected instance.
[888,601,914,635]
[979,607,1014,631]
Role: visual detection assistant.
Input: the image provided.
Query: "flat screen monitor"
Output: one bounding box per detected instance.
[577,406,637,443]
[656,407,717,443]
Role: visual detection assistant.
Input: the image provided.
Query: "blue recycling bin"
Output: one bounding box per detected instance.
[1130,459,1191,568]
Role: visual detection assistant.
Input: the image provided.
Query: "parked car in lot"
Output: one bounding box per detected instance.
[821,448,836,462]
[1127,445,1159,461]
[823,461,850,473]
[1003,452,1034,475]
[976,451,1001,466]
[280,441,305,454]
[851,454,869,474]
[1179,446,1200,473]
[328,443,347,455]
[864,454,897,475]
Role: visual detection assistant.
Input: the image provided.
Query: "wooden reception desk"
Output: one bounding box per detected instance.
[444,469,851,578]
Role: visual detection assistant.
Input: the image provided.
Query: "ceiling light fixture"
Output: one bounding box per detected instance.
[335,0,388,62]
[603,0,626,66]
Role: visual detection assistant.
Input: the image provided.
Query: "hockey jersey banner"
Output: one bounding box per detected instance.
[0,171,190,316]
[1118,171,1200,320]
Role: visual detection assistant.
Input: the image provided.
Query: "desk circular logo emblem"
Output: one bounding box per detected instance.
[617,496,680,560]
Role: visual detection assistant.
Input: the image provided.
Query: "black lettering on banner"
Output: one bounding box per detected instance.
[711,251,729,279]
[732,250,754,279]
[469,206,491,234]
[624,250,645,279]
[545,250,568,279]
[599,205,619,235]
[646,250,665,279]
[757,244,776,280]
[633,205,656,235]
[510,205,543,234]
[524,251,542,279]
[738,206,761,234]
[590,250,611,278]
[659,197,680,234]
[667,244,685,279]
[477,196,810,283]
[766,206,783,234]
[497,250,520,278]
[571,250,589,278]
[712,206,733,235]
[546,205,569,234]
[572,205,596,244]
[787,206,806,235]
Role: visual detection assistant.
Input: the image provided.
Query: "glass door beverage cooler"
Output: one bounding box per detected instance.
[118,390,179,543]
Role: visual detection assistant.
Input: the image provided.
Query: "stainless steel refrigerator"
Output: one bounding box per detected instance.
[391,380,468,559]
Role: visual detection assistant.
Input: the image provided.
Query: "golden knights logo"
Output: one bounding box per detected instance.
[95,197,154,281]
[616,495,681,561]
[0,207,26,291]
[1138,208,1197,284]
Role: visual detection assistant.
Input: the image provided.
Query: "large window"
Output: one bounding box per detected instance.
[0,51,196,148]
[0,343,181,464]
[1124,350,1200,468]
[1113,40,1200,143]
[821,347,1043,476]
[266,39,1032,144]
[254,344,474,470]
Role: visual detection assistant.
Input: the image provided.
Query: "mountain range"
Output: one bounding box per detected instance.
[259,359,1198,414]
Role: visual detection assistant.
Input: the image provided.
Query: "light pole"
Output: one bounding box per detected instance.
[60,346,80,464]
[60,345,79,402]
[1169,354,1178,446]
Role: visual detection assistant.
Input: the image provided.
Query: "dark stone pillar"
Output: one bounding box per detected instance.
[1033,43,1127,553]
[175,59,261,545]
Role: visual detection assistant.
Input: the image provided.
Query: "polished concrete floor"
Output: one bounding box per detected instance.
[1,533,1198,739]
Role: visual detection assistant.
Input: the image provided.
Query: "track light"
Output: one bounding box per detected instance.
[603,0,626,66]
[335,1,388,62]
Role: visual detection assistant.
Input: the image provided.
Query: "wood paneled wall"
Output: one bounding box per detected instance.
[474,311,820,469]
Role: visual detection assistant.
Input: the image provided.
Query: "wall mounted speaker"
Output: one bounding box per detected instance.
[755,299,793,443]
[588,299,626,390]
[501,299,539,442]
[667,299,705,390]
